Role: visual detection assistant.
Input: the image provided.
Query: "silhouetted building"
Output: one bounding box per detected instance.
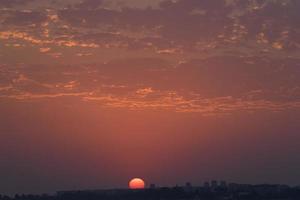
[220,180,227,188]
[9,182,300,200]
[184,182,193,192]
[203,181,210,188]
[211,180,218,189]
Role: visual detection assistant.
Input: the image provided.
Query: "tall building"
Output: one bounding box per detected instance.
[150,184,156,189]
[220,181,227,188]
[184,182,193,192]
[204,181,210,188]
[211,180,218,189]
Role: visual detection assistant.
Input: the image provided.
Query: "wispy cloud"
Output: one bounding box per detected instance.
[0,0,299,116]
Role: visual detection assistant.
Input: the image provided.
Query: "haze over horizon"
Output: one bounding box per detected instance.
[0,0,299,196]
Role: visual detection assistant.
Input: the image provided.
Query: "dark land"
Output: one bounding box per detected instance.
[2,181,300,200]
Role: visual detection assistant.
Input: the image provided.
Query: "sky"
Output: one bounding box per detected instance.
[0,0,300,195]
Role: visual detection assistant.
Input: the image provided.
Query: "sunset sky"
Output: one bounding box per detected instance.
[0,0,299,195]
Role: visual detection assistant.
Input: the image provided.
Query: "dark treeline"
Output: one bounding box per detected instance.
[1,184,300,200]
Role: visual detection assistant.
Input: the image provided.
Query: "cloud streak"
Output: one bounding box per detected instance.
[0,0,299,116]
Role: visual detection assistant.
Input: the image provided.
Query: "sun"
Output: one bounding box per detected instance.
[129,178,145,189]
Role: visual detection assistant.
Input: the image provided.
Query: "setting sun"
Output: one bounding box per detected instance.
[129,178,145,189]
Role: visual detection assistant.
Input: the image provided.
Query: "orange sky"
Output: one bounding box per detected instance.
[0,0,299,195]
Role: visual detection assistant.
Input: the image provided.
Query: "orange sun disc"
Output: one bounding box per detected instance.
[129,178,145,189]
